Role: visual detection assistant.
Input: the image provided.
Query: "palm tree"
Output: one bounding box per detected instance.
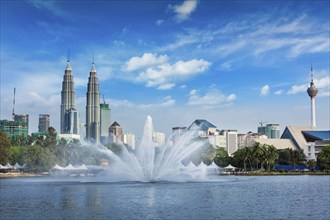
[264,145,279,171]
[252,143,264,170]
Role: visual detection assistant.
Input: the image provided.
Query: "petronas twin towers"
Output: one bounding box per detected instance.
[60,60,100,143]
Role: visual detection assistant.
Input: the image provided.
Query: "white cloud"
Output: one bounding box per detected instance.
[30,0,66,17]
[124,53,168,72]
[288,75,330,96]
[188,86,236,107]
[288,84,307,95]
[124,54,211,89]
[180,84,187,89]
[274,90,284,95]
[169,0,198,22]
[109,96,175,109]
[156,19,164,26]
[157,83,176,90]
[227,94,237,102]
[160,96,176,107]
[260,85,270,96]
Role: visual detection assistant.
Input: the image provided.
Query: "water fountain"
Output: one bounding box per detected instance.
[94,116,218,182]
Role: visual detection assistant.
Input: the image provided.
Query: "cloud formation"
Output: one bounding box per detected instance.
[260,85,270,96]
[124,53,211,90]
[124,53,168,72]
[169,0,198,22]
[188,86,236,108]
[288,75,330,96]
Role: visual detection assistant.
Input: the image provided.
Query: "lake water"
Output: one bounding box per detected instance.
[0,175,329,219]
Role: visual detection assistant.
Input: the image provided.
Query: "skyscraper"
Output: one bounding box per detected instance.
[100,102,111,144]
[307,67,318,128]
[86,62,100,143]
[60,61,79,136]
[38,114,50,133]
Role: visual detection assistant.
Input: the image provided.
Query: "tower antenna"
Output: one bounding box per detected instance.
[12,87,16,119]
[67,50,70,62]
[103,94,105,104]
[310,63,314,80]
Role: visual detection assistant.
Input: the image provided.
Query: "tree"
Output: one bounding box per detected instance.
[264,145,279,171]
[307,159,317,171]
[23,145,55,172]
[0,130,12,165]
[43,127,57,149]
[288,148,304,170]
[214,147,230,167]
[251,143,264,170]
[317,145,330,171]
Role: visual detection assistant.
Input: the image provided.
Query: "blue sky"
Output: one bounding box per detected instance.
[1,0,329,137]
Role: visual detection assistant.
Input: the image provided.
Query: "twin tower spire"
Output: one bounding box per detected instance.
[60,60,100,143]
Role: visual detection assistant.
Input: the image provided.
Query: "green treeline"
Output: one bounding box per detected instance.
[1,129,330,172]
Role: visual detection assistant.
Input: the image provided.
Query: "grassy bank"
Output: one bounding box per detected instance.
[230,171,330,176]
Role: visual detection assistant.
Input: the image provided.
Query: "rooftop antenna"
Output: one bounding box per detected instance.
[103,94,105,104]
[12,87,16,119]
[259,121,268,127]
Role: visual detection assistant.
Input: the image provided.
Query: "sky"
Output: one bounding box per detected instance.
[1,0,329,138]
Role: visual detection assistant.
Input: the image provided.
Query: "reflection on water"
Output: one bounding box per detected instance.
[0,175,329,220]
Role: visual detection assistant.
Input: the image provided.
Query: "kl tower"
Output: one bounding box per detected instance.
[307,66,318,128]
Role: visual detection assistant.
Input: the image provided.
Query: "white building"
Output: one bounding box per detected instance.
[153,131,166,147]
[124,133,136,150]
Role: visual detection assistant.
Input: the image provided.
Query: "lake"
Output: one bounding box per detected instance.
[0,175,329,219]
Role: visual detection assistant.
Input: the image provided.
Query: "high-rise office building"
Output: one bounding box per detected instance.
[60,61,79,136]
[86,62,100,143]
[258,123,280,139]
[38,114,50,133]
[100,102,111,144]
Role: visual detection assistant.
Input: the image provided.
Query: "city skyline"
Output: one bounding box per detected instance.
[1,0,329,137]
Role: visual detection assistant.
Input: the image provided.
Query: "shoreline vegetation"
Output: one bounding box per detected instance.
[1,171,329,178]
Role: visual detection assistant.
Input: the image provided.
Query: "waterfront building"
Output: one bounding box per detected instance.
[257,123,280,139]
[124,133,136,150]
[100,102,111,145]
[109,121,123,144]
[153,131,166,146]
[281,126,329,160]
[248,138,296,150]
[60,61,79,137]
[86,62,100,144]
[38,114,50,133]
[188,119,218,136]
[307,67,318,128]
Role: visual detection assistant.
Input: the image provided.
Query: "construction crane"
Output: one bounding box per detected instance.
[12,87,16,119]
